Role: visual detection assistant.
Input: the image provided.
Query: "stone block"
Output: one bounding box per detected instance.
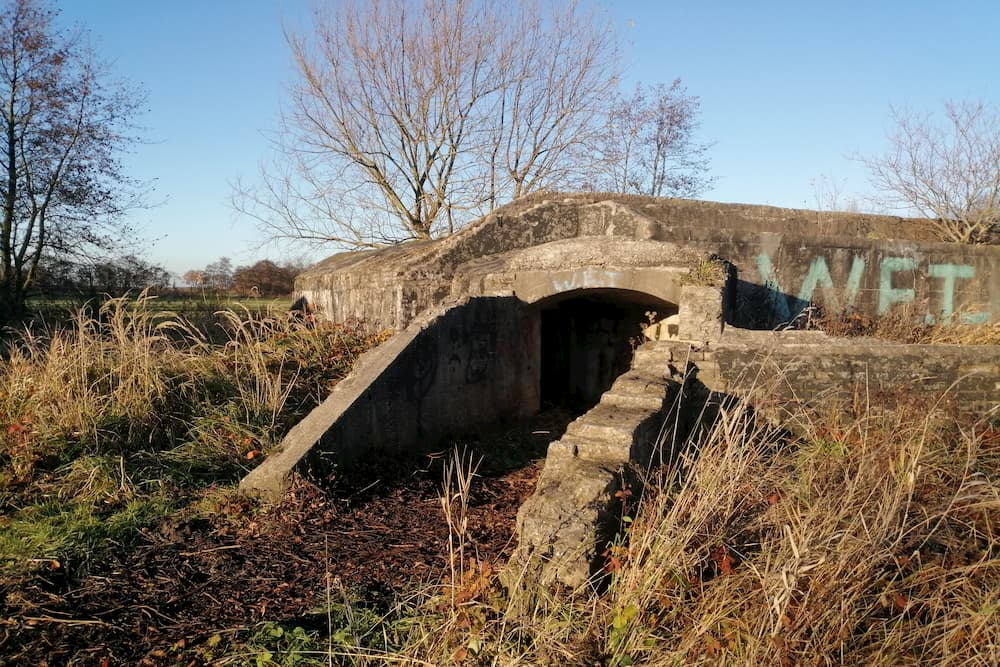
[678,284,724,344]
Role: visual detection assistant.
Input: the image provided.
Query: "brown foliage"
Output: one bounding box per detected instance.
[233,260,297,297]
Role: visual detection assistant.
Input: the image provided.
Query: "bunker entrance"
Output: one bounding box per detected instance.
[538,289,675,412]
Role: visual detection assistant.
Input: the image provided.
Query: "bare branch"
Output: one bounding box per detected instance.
[0,0,146,319]
[235,0,623,251]
[593,80,714,198]
[861,100,1000,244]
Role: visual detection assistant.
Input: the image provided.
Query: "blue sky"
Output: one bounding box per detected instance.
[59,0,1000,276]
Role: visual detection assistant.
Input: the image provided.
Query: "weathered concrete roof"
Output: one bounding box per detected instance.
[297,193,935,287]
[297,193,999,330]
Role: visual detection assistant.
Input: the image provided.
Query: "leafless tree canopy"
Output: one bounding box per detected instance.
[809,174,861,213]
[235,0,626,250]
[483,1,620,205]
[862,100,1000,244]
[595,80,713,198]
[0,0,145,321]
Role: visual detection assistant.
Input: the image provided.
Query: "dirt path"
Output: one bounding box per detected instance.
[1,411,572,666]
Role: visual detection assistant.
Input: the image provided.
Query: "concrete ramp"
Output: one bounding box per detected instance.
[239,325,417,499]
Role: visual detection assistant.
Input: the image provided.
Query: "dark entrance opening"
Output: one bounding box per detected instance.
[538,289,675,412]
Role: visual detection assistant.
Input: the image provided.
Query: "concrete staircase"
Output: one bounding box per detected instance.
[513,340,723,588]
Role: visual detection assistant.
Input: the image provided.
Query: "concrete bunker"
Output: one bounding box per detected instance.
[244,195,1000,588]
[535,287,676,411]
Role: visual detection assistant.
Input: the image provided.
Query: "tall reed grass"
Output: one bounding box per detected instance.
[0,294,388,577]
[600,394,999,666]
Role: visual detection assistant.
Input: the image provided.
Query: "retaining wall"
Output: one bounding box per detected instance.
[674,332,1000,417]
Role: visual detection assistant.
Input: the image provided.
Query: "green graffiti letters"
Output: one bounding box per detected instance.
[877,257,918,315]
[797,256,866,311]
[755,252,991,325]
[755,253,791,322]
[926,264,990,324]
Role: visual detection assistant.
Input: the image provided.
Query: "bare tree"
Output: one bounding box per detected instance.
[33,254,169,298]
[203,257,233,291]
[861,100,1000,244]
[0,0,145,321]
[234,0,620,250]
[596,80,713,198]
[483,1,619,207]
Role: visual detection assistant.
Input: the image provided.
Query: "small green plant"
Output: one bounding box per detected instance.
[607,604,639,666]
[243,622,326,667]
[681,254,729,287]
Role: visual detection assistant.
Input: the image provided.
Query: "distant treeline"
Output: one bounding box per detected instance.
[30,256,304,301]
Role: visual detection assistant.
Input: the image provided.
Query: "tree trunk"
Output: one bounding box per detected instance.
[0,276,25,325]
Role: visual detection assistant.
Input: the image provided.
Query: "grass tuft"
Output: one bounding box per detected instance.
[0,294,388,580]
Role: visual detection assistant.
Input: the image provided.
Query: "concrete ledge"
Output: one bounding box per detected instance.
[652,332,1000,416]
[239,326,419,500]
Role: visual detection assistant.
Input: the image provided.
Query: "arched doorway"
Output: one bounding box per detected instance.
[535,288,676,411]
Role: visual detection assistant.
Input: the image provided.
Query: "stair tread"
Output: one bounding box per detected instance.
[572,401,655,424]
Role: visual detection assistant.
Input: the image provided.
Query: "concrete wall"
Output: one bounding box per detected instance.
[241,296,538,498]
[730,343,999,413]
[684,234,1000,329]
[295,195,1000,331]
[333,296,538,457]
[672,333,1000,416]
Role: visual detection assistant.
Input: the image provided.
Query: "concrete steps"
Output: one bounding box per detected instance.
[601,371,677,411]
[564,403,656,451]
[633,340,727,393]
[514,340,722,588]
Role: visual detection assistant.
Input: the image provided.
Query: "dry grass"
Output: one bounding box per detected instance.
[601,394,999,666]
[0,294,389,578]
[314,382,999,666]
[813,304,1000,345]
[4,295,997,665]
[440,445,483,605]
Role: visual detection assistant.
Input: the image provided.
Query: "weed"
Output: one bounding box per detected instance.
[440,445,483,601]
[681,254,729,287]
[238,622,328,667]
[0,295,387,580]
